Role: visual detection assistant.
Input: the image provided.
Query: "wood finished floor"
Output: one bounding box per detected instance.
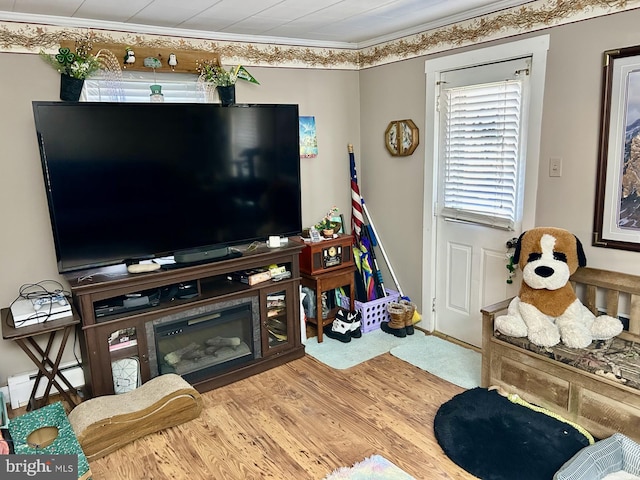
[86,352,475,479]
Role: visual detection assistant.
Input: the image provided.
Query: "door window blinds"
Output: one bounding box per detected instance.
[441,79,523,230]
[83,71,206,103]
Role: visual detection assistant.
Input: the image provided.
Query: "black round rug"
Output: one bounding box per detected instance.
[434,387,590,480]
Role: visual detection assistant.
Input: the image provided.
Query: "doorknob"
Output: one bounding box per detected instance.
[506,237,519,249]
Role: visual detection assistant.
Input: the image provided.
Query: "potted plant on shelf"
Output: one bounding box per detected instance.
[315,206,341,238]
[196,60,259,106]
[40,42,101,101]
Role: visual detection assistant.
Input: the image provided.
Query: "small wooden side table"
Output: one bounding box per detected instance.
[301,264,355,343]
[1,308,81,411]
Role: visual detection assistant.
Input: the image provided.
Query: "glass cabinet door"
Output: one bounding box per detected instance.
[263,284,294,354]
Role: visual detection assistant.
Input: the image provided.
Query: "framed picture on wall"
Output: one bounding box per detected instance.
[594,44,640,251]
[299,116,318,158]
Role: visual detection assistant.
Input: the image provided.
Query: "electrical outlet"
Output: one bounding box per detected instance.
[549,157,562,177]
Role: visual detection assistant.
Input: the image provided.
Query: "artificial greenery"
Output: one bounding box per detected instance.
[506,254,516,284]
[315,206,340,231]
[196,60,260,87]
[40,44,101,79]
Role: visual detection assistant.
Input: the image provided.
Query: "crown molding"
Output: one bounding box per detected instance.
[0,0,637,70]
[0,21,359,69]
[356,0,547,48]
[0,11,359,50]
[359,0,639,68]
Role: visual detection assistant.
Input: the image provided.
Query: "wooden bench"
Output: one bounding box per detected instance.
[481,267,640,442]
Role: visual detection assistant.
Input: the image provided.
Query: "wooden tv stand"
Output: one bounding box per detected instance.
[65,241,305,398]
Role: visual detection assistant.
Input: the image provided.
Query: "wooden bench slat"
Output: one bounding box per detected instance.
[630,294,640,336]
[585,285,597,314]
[606,289,620,319]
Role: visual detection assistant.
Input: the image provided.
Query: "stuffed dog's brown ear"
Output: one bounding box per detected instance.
[575,235,586,267]
[513,231,526,264]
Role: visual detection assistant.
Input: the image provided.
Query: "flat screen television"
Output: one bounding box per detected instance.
[32,101,302,273]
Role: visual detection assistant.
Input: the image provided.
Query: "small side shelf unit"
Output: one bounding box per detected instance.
[65,242,305,398]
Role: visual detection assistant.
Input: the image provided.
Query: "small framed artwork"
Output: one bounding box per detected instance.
[331,214,345,234]
[309,228,322,242]
[594,45,640,251]
[299,116,318,158]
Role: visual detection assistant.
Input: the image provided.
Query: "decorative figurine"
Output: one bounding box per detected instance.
[150,84,164,103]
[144,57,162,69]
[168,53,178,70]
[124,48,135,66]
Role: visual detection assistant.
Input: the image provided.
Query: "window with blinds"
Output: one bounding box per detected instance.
[441,79,523,230]
[83,71,206,103]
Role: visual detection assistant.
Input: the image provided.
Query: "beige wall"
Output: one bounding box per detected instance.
[536,11,640,272]
[358,58,426,303]
[3,7,640,390]
[0,54,359,386]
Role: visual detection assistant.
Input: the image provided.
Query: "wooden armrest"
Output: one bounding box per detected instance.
[481,297,514,316]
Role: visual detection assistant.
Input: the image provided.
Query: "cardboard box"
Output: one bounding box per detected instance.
[227,268,272,285]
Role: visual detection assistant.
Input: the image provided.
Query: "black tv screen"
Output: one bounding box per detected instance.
[32,102,302,273]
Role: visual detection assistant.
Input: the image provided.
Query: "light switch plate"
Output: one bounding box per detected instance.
[549,157,562,177]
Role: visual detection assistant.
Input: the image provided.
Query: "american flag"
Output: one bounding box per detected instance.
[348,145,364,245]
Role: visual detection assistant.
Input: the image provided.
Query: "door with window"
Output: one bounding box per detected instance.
[434,57,531,347]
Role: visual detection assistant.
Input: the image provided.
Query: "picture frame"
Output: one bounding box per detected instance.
[331,214,345,234]
[299,116,318,158]
[384,119,419,157]
[594,45,640,251]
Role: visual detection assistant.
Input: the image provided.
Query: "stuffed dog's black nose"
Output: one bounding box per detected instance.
[535,266,554,278]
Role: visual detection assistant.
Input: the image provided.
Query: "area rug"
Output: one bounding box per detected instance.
[434,387,592,480]
[389,335,481,389]
[323,455,415,480]
[305,329,426,369]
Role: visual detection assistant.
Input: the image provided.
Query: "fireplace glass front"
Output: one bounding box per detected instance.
[146,296,260,383]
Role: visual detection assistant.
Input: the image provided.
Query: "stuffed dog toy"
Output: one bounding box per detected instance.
[495,227,623,348]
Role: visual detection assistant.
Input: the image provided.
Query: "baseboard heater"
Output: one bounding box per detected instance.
[6,363,85,410]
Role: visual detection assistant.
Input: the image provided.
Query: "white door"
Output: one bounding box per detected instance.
[434,57,531,347]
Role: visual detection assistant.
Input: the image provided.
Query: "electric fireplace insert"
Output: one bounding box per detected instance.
[146,296,261,384]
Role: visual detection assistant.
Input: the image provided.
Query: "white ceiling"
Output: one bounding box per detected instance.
[0,0,535,47]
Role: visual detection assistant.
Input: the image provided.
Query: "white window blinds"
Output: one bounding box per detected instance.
[441,79,523,230]
[83,71,206,103]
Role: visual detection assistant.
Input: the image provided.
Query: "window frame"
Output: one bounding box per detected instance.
[83,70,207,103]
